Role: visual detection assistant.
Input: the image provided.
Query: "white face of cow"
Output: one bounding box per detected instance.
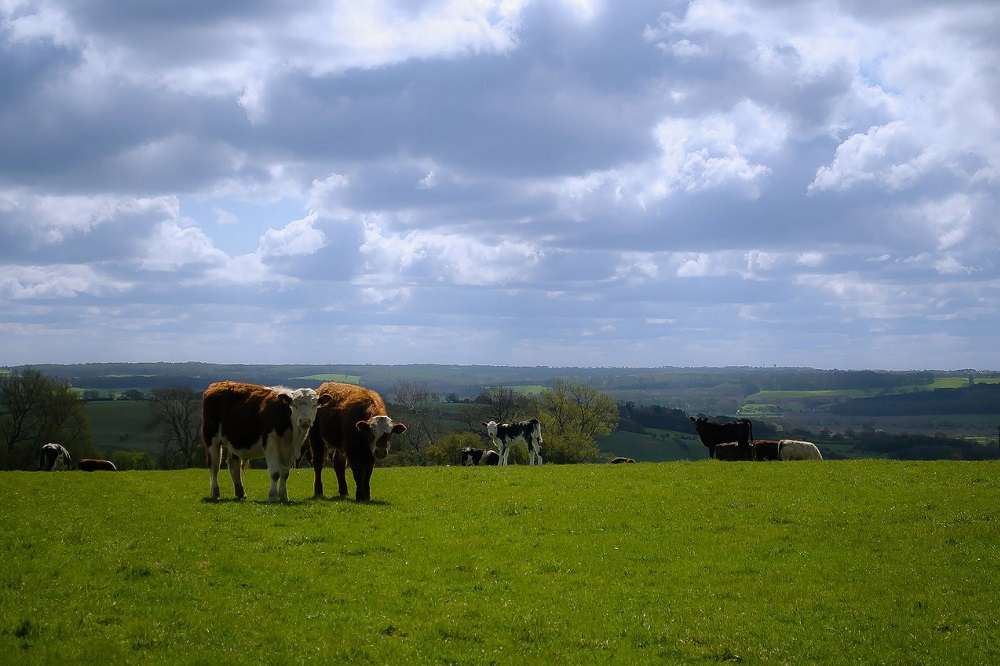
[357,415,406,460]
[286,388,322,429]
[483,421,499,439]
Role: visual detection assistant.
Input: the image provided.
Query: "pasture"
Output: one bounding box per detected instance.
[2,461,998,664]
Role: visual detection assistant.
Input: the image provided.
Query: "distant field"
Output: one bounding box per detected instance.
[85,401,161,453]
[290,373,361,384]
[2,462,998,664]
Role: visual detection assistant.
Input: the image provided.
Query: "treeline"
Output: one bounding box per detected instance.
[845,430,994,460]
[831,383,1000,416]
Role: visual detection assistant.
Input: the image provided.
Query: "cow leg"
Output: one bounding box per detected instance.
[206,441,223,500]
[310,433,326,498]
[499,442,509,466]
[350,458,374,502]
[263,444,286,503]
[227,452,247,499]
[332,448,350,498]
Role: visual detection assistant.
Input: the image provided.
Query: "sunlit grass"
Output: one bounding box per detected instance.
[2,461,998,663]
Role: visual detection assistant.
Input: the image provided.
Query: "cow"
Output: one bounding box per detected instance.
[78,458,117,471]
[307,382,407,501]
[461,447,485,466]
[752,440,781,461]
[39,443,73,471]
[713,442,753,461]
[690,416,753,459]
[481,450,500,466]
[610,456,636,464]
[482,419,543,466]
[202,382,329,502]
[778,439,823,460]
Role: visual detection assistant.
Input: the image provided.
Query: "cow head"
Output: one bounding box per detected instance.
[482,420,499,439]
[356,415,407,460]
[276,387,331,429]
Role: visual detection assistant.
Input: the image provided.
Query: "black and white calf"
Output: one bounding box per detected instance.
[40,443,73,471]
[482,419,543,466]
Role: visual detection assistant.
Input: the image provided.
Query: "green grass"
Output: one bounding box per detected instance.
[3,462,999,664]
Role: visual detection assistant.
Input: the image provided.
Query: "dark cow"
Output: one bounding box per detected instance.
[39,443,73,471]
[610,456,636,464]
[690,416,754,459]
[461,447,485,466]
[308,382,407,501]
[481,450,500,466]
[713,442,753,461]
[202,382,329,502]
[78,458,117,471]
[752,440,781,461]
[482,419,543,466]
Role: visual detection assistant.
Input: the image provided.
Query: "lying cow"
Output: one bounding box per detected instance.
[39,443,73,471]
[610,456,636,464]
[461,447,485,466]
[752,440,781,461]
[481,450,500,466]
[482,419,543,466]
[307,382,407,501]
[778,439,823,460]
[713,442,754,461]
[202,382,329,502]
[78,458,116,471]
[690,416,753,459]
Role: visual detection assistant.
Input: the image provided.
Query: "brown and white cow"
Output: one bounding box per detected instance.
[307,382,407,501]
[778,439,823,460]
[78,458,116,471]
[690,416,753,459]
[202,382,329,502]
[39,443,73,471]
[482,419,543,466]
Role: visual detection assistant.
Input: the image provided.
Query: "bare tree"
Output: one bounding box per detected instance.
[0,368,91,469]
[391,381,444,465]
[149,386,203,468]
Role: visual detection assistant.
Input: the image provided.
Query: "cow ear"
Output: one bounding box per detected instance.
[355,420,371,433]
[392,423,407,434]
[278,394,292,405]
[318,394,333,405]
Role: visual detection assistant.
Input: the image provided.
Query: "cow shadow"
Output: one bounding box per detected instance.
[310,495,390,507]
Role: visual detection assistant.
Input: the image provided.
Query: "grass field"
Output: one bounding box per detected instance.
[2,461,998,664]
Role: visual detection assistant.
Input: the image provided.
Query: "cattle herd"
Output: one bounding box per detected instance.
[689,416,823,461]
[37,385,822,502]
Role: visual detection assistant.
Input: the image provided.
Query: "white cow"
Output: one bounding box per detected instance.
[482,419,543,466]
[778,439,823,460]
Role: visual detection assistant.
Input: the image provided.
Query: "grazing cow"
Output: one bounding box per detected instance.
[713,442,754,461]
[778,439,823,460]
[752,440,781,461]
[307,382,407,501]
[610,456,636,464]
[482,419,543,466]
[39,443,73,471]
[481,450,500,466]
[202,382,329,502]
[78,458,117,471]
[689,416,753,459]
[461,447,485,466]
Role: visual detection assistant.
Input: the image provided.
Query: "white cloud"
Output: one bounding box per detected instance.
[258,212,327,258]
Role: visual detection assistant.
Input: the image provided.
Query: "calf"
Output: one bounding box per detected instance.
[690,416,753,459]
[39,443,73,471]
[778,439,823,460]
[307,382,407,501]
[78,458,116,471]
[713,442,753,461]
[482,419,543,466]
[610,456,636,464]
[202,382,329,502]
[461,447,485,466]
[752,440,781,461]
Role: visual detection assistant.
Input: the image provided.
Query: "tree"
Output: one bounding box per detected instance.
[390,381,445,465]
[536,380,618,463]
[0,368,92,470]
[149,386,203,469]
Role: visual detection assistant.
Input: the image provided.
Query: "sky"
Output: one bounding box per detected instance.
[2,0,999,371]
